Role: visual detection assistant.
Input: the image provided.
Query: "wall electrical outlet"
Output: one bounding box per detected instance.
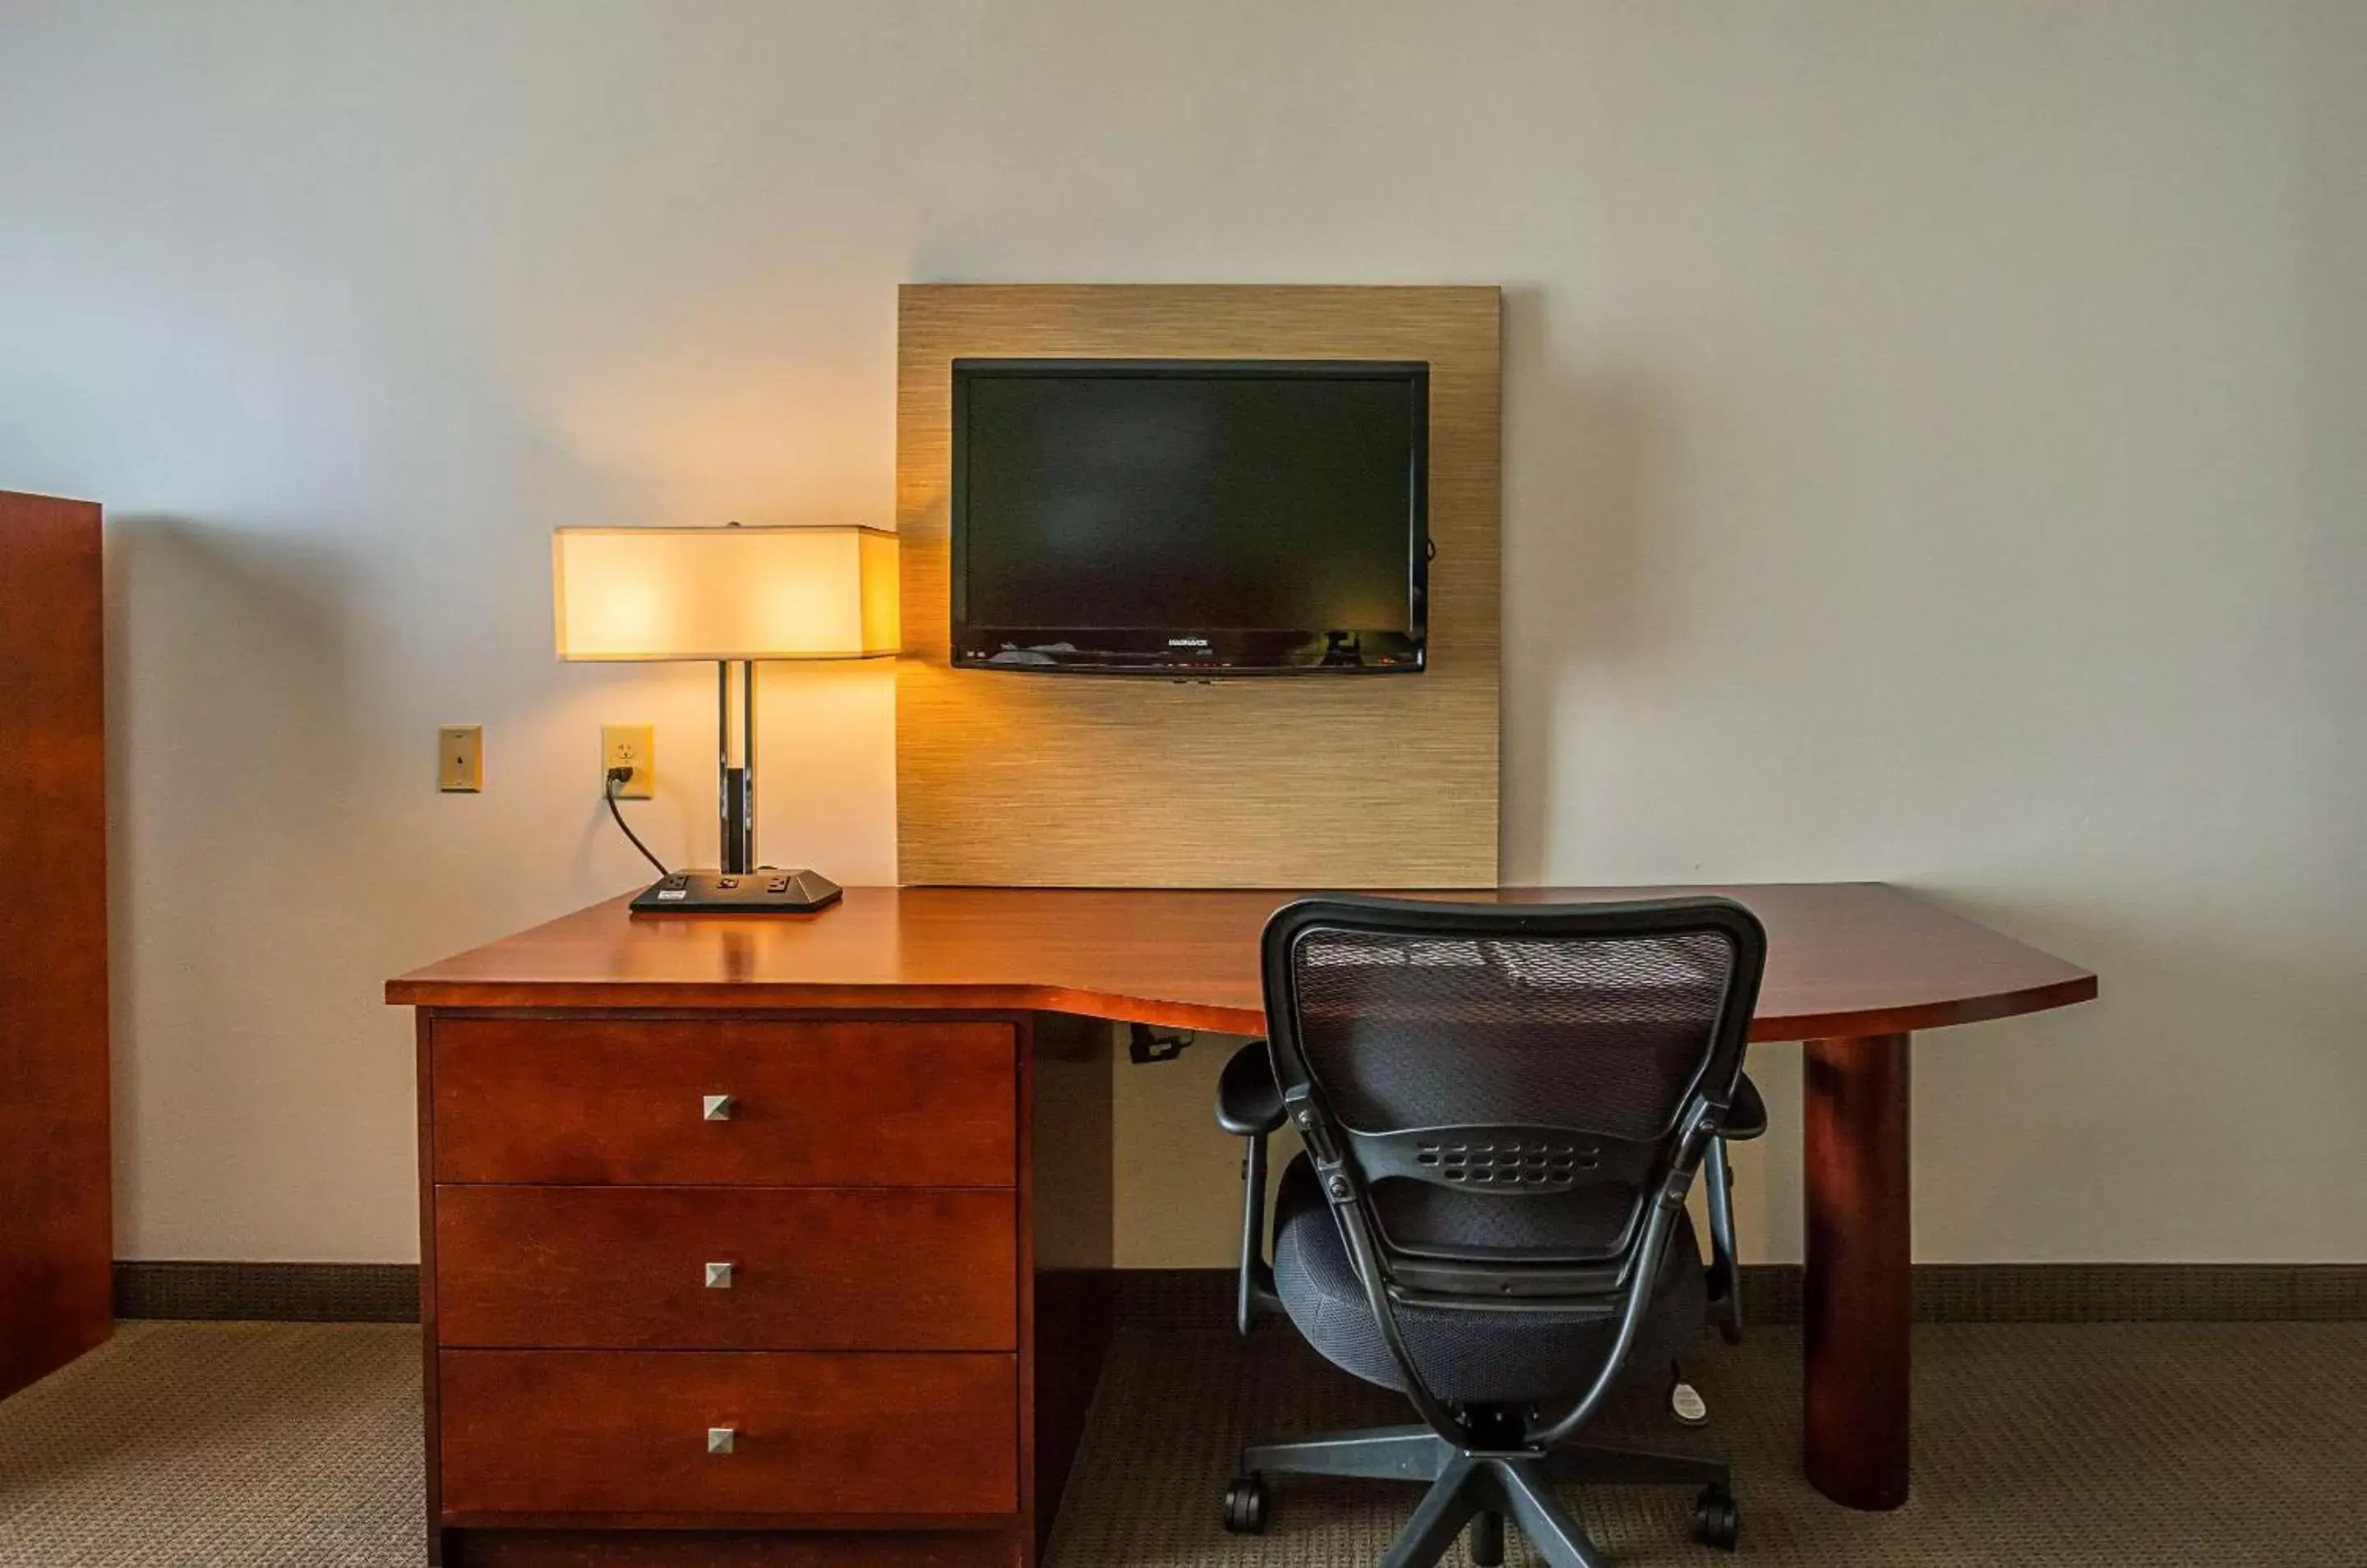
[602,724,655,798]
[438,726,482,792]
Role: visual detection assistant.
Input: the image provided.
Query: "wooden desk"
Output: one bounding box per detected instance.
[390,883,2095,1556]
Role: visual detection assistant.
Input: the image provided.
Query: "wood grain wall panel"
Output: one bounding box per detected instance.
[895,286,1500,888]
[0,489,111,1399]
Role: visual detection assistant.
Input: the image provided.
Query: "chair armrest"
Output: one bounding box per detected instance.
[1215,1040,1285,1334]
[1216,1040,1285,1137]
[1723,1072,1768,1141]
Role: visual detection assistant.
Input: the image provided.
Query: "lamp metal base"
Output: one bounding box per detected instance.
[629,869,844,915]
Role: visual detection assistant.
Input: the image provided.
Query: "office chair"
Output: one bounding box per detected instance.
[1215,894,1767,1566]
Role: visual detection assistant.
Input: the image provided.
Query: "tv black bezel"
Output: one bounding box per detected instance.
[948,357,1431,676]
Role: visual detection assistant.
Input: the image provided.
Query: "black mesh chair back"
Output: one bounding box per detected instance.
[1222,895,1769,1564]
[1265,895,1766,1301]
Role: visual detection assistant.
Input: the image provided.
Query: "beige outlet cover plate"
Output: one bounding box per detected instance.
[438,726,482,792]
[602,724,654,799]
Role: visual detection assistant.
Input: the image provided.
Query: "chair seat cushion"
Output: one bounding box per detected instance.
[1271,1154,1706,1404]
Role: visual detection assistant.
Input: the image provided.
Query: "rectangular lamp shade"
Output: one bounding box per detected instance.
[553,525,900,662]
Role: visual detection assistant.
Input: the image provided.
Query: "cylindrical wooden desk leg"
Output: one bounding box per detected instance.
[1803,1031,1913,1510]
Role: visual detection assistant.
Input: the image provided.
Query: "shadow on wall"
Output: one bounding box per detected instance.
[550,655,904,895]
[104,515,358,1229]
[1495,284,1659,884]
[1901,879,2365,1261]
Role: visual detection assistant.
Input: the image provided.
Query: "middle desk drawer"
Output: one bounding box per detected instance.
[434,1186,1017,1351]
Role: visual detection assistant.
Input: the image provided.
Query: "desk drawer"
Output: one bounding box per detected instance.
[431,1019,1016,1187]
[435,1186,1017,1351]
[438,1349,1018,1520]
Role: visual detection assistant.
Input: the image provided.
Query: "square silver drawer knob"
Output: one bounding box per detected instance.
[704,1261,735,1290]
[707,1426,736,1455]
[701,1093,736,1122]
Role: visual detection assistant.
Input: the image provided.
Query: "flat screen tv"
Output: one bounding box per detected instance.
[950,357,1429,675]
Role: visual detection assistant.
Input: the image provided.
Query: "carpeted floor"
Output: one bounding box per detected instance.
[0,1323,419,1567]
[1049,1321,2367,1566]
[2,1319,2363,1566]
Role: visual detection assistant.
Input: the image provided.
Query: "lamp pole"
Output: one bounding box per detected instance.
[717,657,756,874]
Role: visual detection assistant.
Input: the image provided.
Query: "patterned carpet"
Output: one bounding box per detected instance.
[1049,1322,2367,1566]
[2,1319,2363,1566]
[0,1324,418,1567]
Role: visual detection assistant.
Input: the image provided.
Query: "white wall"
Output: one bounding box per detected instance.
[2,0,2360,1266]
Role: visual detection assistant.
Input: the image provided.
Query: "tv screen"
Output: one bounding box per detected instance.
[951,358,1428,674]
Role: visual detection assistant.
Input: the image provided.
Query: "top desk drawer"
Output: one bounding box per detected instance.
[431,1018,1017,1187]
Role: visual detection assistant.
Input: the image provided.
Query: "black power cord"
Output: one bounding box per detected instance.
[603,766,670,877]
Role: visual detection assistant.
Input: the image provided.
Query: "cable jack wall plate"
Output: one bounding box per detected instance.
[438,726,482,792]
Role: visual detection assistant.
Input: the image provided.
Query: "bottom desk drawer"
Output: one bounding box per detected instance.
[439,1350,1018,1520]
[444,1529,1023,1566]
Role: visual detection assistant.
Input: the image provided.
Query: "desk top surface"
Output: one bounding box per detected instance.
[388,883,2096,1041]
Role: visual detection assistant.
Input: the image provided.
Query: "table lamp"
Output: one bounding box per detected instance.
[552,522,899,913]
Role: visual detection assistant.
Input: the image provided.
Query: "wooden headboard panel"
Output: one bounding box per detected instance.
[895,284,1500,888]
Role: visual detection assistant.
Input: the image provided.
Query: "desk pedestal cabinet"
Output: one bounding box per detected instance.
[414,1011,1112,1567]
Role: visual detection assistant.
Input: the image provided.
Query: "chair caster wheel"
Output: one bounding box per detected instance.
[1691,1483,1740,1551]
[1469,1508,1505,1566]
[1222,1473,1268,1534]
